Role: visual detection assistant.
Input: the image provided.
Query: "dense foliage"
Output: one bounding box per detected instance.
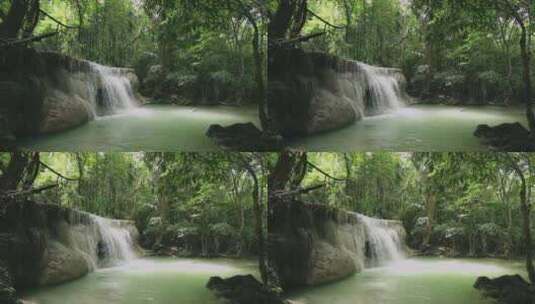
[281,0,534,108]
[0,0,267,106]
[289,152,535,261]
[0,152,269,259]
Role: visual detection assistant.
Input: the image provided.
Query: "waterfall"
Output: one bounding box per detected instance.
[89,63,138,116]
[65,212,138,271]
[92,215,137,266]
[358,62,405,114]
[356,214,405,266]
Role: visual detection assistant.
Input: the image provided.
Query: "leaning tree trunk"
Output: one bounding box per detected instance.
[517,22,535,133]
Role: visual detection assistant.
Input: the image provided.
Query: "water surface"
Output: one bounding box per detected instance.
[290,105,527,151]
[16,105,259,151]
[23,257,257,304]
[288,257,525,304]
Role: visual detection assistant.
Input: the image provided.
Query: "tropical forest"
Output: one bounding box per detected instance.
[268,151,535,304]
[0,151,270,304]
[268,0,535,151]
[0,0,269,151]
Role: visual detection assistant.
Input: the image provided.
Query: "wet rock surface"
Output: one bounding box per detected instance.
[268,48,408,136]
[475,275,535,304]
[474,122,535,151]
[0,47,140,139]
[206,123,283,151]
[269,200,406,289]
[206,275,286,304]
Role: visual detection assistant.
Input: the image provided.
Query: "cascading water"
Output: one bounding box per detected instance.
[92,215,137,265]
[358,62,405,114]
[66,212,138,271]
[355,213,405,266]
[89,63,138,116]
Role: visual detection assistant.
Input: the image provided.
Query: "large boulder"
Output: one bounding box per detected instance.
[38,241,90,286]
[268,48,408,136]
[206,275,286,304]
[0,48,142,138]
[269,200,406,289]
[206,123,283,151]
[0,200,139,290]
[474,123,534,151]
[474,275,535,304]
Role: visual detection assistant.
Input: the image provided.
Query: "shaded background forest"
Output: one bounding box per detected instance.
[297,0,533,106]
[0,0,267,105]
[292,152,535,259]
[0,152,270,258]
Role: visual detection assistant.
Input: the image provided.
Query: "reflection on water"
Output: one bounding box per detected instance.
[288,257,526,304]
[23,257,258,304]
[291,105,527,151]
[16,105,259,151]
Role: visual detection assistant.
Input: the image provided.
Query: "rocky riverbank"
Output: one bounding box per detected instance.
[0,199,139,303]
[0,48,140,140]
[268,48,409,136]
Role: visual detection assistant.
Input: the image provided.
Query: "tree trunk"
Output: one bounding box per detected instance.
[509,154,535,283]
[0,0,29,39]
[423,192,436,247]
[248,18,268,132]
[518,24,535,133]
[0,152,31,192]
[243,160,267,283]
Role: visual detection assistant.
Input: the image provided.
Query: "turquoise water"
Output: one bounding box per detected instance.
[22,257,257,304]
[288,257,526,304]
[16,105,259,151]
[290,105,527,151]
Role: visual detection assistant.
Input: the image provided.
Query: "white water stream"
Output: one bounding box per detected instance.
[88,63,138,116]
[356,213,405,266]
[68,213,137,270]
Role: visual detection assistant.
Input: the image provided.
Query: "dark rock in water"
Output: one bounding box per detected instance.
[474,275,535,304]
[206,123,283,151]
[206,275,286,304]
[474,123,534,151]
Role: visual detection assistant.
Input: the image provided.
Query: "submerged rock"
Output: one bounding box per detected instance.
[206,123,283,151]
[206,275,286,304]
[474,123,534,151]
[474,275,535,304]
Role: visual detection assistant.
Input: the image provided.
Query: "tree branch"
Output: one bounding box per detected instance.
[306,161,346,182]
[39,161,79,181]
[307,8,345,30]
[269,183,325,199]
[272,31,325,47]
[1,183,58,198]
[0,31,57,47]
[39,9,79,29]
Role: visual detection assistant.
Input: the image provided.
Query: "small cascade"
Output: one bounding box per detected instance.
[91,215,137,265]
[358,62,405,114]
[356,213,405,266]
[65,212,138,270]
[89,63,138,115]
